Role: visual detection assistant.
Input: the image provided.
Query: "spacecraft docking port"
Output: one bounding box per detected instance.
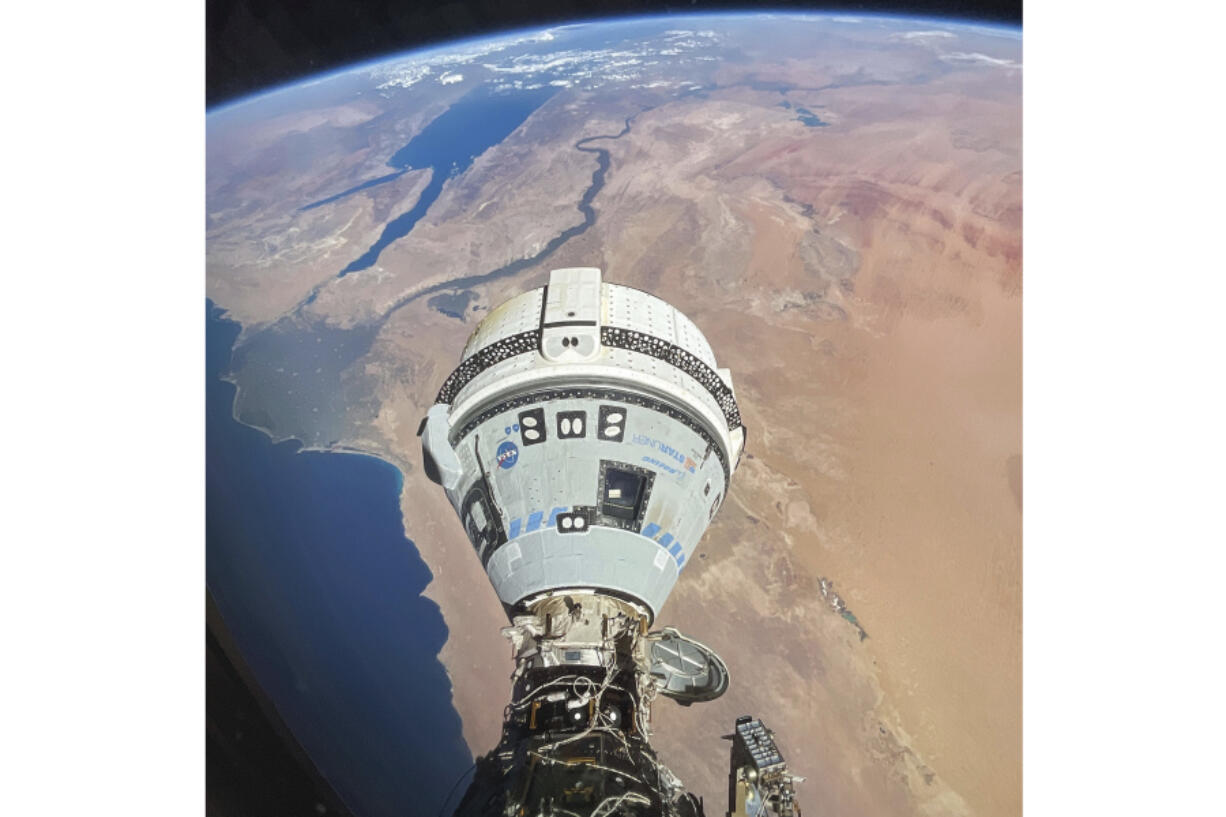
[421,268,799,816]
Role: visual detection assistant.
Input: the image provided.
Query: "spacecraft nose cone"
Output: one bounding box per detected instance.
[422,268,745,619]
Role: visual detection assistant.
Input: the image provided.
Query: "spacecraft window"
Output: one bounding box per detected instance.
[602,468,646,520]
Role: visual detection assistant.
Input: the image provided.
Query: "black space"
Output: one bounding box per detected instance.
[206,0,1022,107]
[207,598,357,817]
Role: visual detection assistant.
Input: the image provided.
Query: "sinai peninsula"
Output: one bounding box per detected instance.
[207,14,1021,817]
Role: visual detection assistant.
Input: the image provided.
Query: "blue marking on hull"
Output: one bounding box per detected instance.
[501,511,687,570]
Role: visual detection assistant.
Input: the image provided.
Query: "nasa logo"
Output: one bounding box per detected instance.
[496,440,519,470]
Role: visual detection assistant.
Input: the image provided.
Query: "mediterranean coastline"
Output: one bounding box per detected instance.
[206,301,473,817]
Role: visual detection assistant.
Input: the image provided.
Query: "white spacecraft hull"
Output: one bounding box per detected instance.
[422,268,745,618]
[422,269,796,816]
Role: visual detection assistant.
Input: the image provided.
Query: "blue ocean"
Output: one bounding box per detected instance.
[206,301,472,817]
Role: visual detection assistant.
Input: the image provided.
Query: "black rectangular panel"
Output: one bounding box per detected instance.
[597,405,626,442]
[556,410,587,439]
[555,505,595,534]
[517,408,547,446]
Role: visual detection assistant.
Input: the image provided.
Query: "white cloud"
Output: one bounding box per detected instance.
[376,64,432,89]
[370,28,561,88]
[940,51,1021,68]
[373,24,721,94]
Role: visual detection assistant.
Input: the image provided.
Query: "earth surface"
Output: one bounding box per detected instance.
[206,13,1021,817]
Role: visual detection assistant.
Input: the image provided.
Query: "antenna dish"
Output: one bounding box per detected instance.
[648,627,729,705]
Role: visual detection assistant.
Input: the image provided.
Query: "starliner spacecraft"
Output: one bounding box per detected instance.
[421,268,802,816]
